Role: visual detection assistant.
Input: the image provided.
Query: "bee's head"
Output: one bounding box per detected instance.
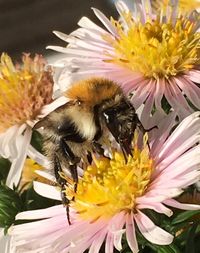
[101,97,137,160]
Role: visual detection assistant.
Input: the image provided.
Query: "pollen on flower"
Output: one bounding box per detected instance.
[103,10,200,79]
[0,53,53,133]
[66,135,154,221]
[20,158,51,190]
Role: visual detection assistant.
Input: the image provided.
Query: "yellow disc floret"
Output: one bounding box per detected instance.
[66,135,154,221]
[104,12,200,79]
[0,53,53,133]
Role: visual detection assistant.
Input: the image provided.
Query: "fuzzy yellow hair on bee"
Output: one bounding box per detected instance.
[65,77,122,106]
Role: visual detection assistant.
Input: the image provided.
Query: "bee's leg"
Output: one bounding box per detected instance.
[135,116,158,149]
[69,164,78,193]
[137,120,158,133]
[92,141,105,156]
[118,137,129,163]
[60,138,80,193]
[54,154,71,225]
[87,152,93,164]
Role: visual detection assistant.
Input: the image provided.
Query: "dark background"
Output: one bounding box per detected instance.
[0,0,117,60]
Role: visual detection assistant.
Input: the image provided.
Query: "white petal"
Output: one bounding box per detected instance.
[0,231,12,253]
[39,96,68,118]
[35,169,56,182]
[78,16,106,33]
[53,31,70,42]
[0,124,25,159]
[6,126,32,188]
[27,146,50,168]
[33,181,61,201]
[92,8,118,36]
[115,0,130,15]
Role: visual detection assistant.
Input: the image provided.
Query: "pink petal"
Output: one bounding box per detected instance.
[164,199,200,210]
[151,112,177,157]
[154,78,165,111]
[154,112,200,167]
[175,76,200,109]
[105,212,126,251]
[88,228,107,253]
[137,203,173,217]
[53,219,106,252]
[186,70,200,83]
[164,79,192,117]
[105,233,114,253]
[152,145,200,183]
[134,211,174,245]
[126,212,139,253]
[16,205,65,220]
[131,79,155,109]
[138,188,183,203]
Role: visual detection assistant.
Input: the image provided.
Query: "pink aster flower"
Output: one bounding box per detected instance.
[48,0,200,118]
[9,112,200,253]
[0,53,67,188]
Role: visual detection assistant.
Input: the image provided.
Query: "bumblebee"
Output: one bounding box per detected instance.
[35,77,153,222]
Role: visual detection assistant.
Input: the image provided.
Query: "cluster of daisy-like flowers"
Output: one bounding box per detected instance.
[0,0,200,253]
[0,53,69,188]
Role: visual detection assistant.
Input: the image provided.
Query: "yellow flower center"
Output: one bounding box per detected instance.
[104,12,200,79]
[152,0,200,14]
[0,53,53,133]
[67,136,154,221]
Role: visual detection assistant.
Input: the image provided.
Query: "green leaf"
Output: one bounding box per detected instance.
[185,223,198,253]
[172,210,200,225]
[0,158,11,182]
[157,244,181,253]
[0,184,23,229]
[161,96,171,114]
[30,130,43,153]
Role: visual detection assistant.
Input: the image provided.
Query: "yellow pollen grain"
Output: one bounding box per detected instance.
[103,12,200,79]
[66,135,154,221]
[0,53,53,133]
